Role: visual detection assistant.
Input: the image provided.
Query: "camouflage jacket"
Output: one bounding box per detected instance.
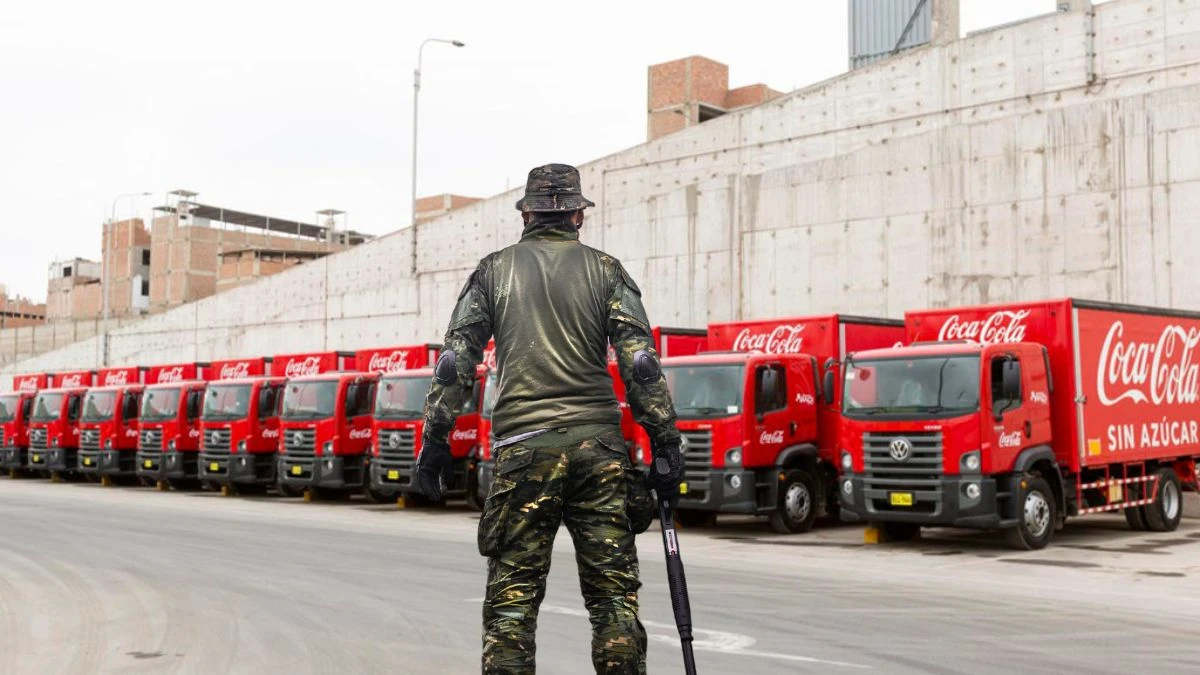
[422,217,680,449]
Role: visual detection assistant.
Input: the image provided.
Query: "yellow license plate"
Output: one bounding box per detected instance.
[83,458,92,466]
[387,470,399,480]
[291,465,302,476]
[143,459,152,468]
[890,492,914,507]
[679,482,689,495]
[32,454,41,462]
[209,462,219,471]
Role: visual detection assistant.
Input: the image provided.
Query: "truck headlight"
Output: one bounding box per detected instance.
[725,448,742,467]
[840,451,852,471]
[237,440,247,454]
[168,440,176,451]
[323,441,334,456]
[961,451,981,472]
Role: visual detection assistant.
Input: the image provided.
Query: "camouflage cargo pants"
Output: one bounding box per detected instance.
[479,428,647,674]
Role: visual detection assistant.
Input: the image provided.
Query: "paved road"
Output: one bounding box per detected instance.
[1,479,1199,674]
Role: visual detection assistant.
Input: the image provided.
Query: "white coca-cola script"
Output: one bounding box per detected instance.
[759,430,785,445]
[367,351,410,373]
[937,310,1031,344]
[157,366,186,383]
[262,429,280,439]
[284,357,323,377]
[219,362,251,380]
[1096,322,1200,406]
[348,428,372,440]
[1029,391,1049,405]
[731,324,806,354]
[16,378,38,392]
[998,431,1022,448]
[483,348,497,370]
[795,394,815,406]
[451,428,478,442]
[59,374,84,387]
[103,371,130,386]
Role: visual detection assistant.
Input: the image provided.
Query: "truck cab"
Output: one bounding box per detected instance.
[277,370,377,498]
[29,386,90,478]
[199,375,285,494]
[367,367,483,505]
[80,384,144,481]
[137,380,208,489]
[0,390,37,475]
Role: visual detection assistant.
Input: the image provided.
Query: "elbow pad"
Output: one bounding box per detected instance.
[434,350,457,385]
[632,350,661,385]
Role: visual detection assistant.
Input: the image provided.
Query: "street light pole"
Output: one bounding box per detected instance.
[104,192,152,351]
[410,37,465,275]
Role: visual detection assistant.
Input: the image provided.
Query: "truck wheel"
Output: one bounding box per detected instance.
[879,522,921,542]
[1143,468,1183,533]
[1006,473,1055,550]
[769,469,818,534]
[1123,478,1149,531]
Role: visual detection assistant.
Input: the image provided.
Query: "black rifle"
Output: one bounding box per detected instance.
[654,455,697,674]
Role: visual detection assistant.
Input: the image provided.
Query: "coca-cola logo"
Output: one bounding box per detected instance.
[348,428,372,440]
[795,394,815,406]
[1097,322,1200,406]
[188,428,200,438]
[367,351,410,373]
[125,429,138,438]
[262,429,279,439]
[59,374,84,387]
[937,310,1031,344]
[157,366,186,383]
[482,347,497,370]
[731,324,806,354]
[284,356,323,377]
[102,371,130,386]
[998,431,1022,448]
[451,428,478,442]
[219,362,251,380]
[759,430,784,445]
[16,378,39,392]
[1030,391,1049,405]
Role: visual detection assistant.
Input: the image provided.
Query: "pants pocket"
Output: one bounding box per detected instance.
[625,467,655,534]
[478,476,517,557]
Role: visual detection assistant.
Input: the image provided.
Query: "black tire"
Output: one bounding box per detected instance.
[769,468,818,534]
[277,483,304,498]
[674,509,716,528]
[1123,476,1149,531]
[1143,468,1183,533]
[880,521,921,542]
[1006,474,1056,550]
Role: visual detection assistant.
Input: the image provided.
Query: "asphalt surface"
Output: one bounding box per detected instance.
[1,479,1199,674]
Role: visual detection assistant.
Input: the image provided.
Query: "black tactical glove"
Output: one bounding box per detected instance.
[646,441,684,502]
[414,437,453,502]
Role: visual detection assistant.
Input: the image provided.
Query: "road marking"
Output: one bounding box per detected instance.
[464,599,870,669]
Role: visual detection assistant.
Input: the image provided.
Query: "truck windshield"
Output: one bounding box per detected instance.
[32,393,64,422]
[375,376,429,419]
[0,394,18,423]
[664,364,745,418]
[141,387,182,422]
[282,380,337,420]
[203,384,252,421]
[481,371,497,420]
[82,391,118,422]
[843,356,981,417]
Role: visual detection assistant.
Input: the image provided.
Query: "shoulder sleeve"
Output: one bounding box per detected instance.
[604,256,651,336]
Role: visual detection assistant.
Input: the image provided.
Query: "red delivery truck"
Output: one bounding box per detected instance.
[136,362,211,489]
[660,315,905,533]
[80,366,145,484]
[199,357,286,495]
[275,351,376,499]
[839,298,1200,550]
[1,373,47,475]
[31,370,96,479]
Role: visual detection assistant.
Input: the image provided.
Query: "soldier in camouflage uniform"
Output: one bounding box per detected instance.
[416,163,684,674]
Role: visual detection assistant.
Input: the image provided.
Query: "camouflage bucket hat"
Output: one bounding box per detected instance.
[515,163,596,212]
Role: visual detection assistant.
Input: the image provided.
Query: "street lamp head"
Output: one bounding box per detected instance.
[452,40,465,47]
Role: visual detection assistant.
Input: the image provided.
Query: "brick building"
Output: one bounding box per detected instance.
[0,285,46,329]
[647,55,782,141]
[415,194,481,224]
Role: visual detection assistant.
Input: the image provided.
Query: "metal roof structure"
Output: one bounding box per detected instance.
[153,201,372,245]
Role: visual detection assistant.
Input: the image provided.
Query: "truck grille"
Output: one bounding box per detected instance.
[204,428,232,456]
[30,429,48,450]
[80,429,101,451]
[284,429,316,459]
[680,430,712,470]
[140,429,163,450]
[863,431,944,511]
[378,429,416,461]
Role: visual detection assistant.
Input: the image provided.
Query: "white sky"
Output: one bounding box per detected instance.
[2,0,1065,302]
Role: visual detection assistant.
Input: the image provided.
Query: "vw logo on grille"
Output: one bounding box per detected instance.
[889,438,912,462]
[292,431,304,447]
[388,433,401,449]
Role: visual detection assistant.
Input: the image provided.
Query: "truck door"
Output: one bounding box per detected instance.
[786,358,818,444]
[123,391,141,441]
[345,380,375,454]
[258,384,281,444]
[988,352,1028,470]
[752,362,791,456]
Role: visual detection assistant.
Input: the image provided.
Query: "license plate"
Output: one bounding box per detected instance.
[291,465,302,476]
[387,470,399,480]
[209,462,219,471]
[890,492,914,507]
[32,454,41,462]
[679,482,689,495]
[143,459,152,468]
[83,458,92,466]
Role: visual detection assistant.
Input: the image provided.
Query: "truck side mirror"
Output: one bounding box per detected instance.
[822,370,835,406]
